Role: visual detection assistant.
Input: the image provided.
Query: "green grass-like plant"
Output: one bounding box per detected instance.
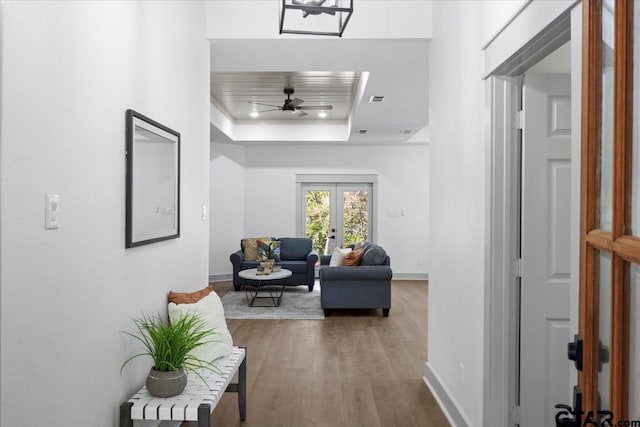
[121,312,222,382]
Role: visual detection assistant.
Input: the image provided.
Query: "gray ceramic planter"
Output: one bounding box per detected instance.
[146,367,187,397]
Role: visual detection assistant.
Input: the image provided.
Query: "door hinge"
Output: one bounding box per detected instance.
[510,405,520,425]
[512,258,523,278]
[513,109,524,130]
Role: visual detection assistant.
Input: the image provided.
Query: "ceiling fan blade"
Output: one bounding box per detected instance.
[295,109,308,117]
[249,102,282,108]
[297,105,333,110]
[288,98,304,108]
[257,109,282,113]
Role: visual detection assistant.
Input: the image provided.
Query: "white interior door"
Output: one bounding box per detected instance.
[301,183,372,256]
[519,73,572,427]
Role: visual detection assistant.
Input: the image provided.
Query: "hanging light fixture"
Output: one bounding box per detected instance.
[279,0,354,38]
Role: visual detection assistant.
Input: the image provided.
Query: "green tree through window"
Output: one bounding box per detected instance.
[305,190,368,255]
[305,191,330,254]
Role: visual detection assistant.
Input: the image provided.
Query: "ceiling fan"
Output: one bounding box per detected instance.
[292,0,337,18]
[248,87,333,117]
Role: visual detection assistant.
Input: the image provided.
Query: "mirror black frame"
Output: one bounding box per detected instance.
[125,110,180,248]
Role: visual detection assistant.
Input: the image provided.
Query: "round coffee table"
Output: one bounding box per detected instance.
[238,268,292,307]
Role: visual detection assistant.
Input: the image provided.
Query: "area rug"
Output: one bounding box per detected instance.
[221,285,324,320]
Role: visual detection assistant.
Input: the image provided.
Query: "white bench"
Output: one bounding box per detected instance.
[120,346,246,427]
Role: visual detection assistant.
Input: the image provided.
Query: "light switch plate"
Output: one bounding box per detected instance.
[45,194,60,230]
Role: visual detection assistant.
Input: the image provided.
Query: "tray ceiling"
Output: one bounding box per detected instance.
[210,71,359,122]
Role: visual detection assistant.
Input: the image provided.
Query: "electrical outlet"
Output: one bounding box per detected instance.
[459,363,464,384]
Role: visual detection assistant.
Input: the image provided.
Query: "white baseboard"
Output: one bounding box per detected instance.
[423,362,471,427]
[209,273,428,282]
[209,273,232,282]
[392,273,429,280]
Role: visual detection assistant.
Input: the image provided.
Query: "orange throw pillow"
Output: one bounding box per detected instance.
[342,247,364,266]
[168,286,213,304]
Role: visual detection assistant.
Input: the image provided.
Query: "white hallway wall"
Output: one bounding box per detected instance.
[427,0,526,426]
[209,144,430,278]
[0,2,210,425]
[209,142,246,276]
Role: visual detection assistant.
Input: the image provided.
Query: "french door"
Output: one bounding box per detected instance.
[575,0,640,422]
[301,183,372,256]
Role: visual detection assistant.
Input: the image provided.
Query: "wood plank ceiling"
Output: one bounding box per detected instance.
[210,71,360,121]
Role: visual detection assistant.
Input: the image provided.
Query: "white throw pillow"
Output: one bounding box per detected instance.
[168,292,233,362]
[329,247,352,266]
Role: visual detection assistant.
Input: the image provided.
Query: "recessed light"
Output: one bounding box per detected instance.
[250,111,259,118]
[318,111,327,118]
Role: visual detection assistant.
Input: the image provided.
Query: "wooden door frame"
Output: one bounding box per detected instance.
[579,0,636,418]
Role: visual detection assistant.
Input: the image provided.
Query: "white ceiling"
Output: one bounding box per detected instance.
[209,38,430,145]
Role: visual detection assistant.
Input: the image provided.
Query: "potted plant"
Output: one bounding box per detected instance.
[121,312,220,397]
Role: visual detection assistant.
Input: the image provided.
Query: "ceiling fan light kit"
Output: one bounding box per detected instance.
[279,0,354,38]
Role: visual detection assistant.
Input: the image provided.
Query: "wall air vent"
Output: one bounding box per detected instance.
[358,129,368,134]
[369,96,384,103]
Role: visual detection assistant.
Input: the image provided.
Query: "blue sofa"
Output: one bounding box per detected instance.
[230,237,318,292]
[319,244,392,317]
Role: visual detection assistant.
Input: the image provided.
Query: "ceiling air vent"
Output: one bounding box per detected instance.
[369,96,384,103]
[358,129,368,134]
[402,129,413,135]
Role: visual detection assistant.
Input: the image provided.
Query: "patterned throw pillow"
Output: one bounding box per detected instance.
[257,239,272,261]
[269,240,281,261]
[242,236,270,261]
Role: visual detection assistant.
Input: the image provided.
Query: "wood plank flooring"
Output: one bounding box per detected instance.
[186,280,449,427]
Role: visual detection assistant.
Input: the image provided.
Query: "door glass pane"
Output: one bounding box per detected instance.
[598,251,612,411]
[630,263,640,418]
[342,190,369,246]
[598,0,615,231]
[631,2,640,236]
[305,190,330,255]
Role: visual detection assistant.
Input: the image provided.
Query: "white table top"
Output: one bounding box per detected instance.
[238,268,292,281]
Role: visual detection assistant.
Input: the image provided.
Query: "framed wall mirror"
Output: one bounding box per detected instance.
[125,110,180,248]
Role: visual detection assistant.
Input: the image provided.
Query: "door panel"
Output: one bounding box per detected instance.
[548,159,572,281]
[339,186,371,247]
[577,0,638,420]
[520,73,572,427]
[303,187,334,256]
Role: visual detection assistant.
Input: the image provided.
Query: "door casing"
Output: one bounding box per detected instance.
[300,183,373,254]
[483,2,583,426]
[295,174,378,244]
